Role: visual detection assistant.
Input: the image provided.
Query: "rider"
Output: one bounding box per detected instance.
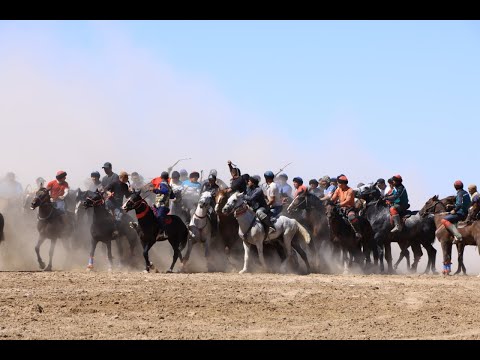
[383,175,410,233]
[0,172,23,205]
[46,171,69,226]
[179,169,189,183]
[264,170,283,218]
[203,169,228,190]
[320,176,337,201]
[88,171,102,192]
[244,175,276,234]
[104,171,133,235]
[101,162,119,189]
[467,184,480,222]
[330,175,363,239]
[200,174,220,235]
[276,173,293,204]
[375,178,388,197]
[308,179,322,199]
[150,171,175,239]
[441,180,471,244]
[226,160,247,194]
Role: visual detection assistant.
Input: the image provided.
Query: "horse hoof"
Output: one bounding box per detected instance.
[239,269,247,274]
[143,269,149,273]
[38,262,46,270]
[43,266,52,272]
[108,268,113,272]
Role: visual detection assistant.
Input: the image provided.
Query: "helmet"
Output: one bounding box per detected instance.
[337,175,348,184]
[309,179,318,186]
[264,171,274,178]
[376,178,385,185]
[190,171,200,179]
[56,170,67,180]
[392,175,403,182]
[36,177,46,186]
[320,176,331,183]
[468,184,477,192]
[179,169,188,176]
[454,180,464,189]
[388,177,394,184]
[209,169,218,177]
[208,174,216,181]
[357,182,365,188]
[292,177,303,185]
[278,173,288,180]
[330,176,338,183]
[161,171,169,180]
[171,171,180,179]
[91,171,101,179]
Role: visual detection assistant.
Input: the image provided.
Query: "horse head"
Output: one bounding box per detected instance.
[30,187,51,210]
[419,195,446,218]
[198,191,213,210]
[122,190,143,212]
[215,189,229,215]
[324,201,340,220]
[83,190,105,209]
[222,191,244,215]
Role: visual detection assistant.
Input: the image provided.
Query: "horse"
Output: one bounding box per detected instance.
[122,190,188,273]
[81,190,117,271]
[419,195,478,275]
[30,187,75,271]
[214,189,242,270]
[357,185,436,274]
[0,212,4,243]
[221,191,312,274]
[76,189,139,265]
[182,191,216,271]
[286,193,329,272]
[324,203,366,273]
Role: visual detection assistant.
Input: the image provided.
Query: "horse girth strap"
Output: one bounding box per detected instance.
[241,215,258,241]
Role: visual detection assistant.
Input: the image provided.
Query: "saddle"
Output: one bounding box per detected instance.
[401,210,418,223]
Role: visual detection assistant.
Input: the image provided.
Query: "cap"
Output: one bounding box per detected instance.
[91,171,101,178]
[376,178,385,185]
[102,162,112,169]
[190,171,200,179]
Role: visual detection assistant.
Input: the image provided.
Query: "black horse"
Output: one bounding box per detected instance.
[358,185,437,274]
[77,189,139,267]
[122,191,188,273]
[30,187,75,271]
[0,212,4,243]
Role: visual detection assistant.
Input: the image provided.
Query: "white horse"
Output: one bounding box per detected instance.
[221,191,312,274]
[182,191,215,271]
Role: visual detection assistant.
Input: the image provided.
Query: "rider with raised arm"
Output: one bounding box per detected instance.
[226,160,247,194]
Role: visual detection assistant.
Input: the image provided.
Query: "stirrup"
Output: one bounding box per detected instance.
[452,236,462,244]
[129,222,138,229]
[268,227,276,234]
[390,226,400,233]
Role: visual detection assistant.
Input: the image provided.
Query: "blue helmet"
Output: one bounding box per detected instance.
[264,171,274,178]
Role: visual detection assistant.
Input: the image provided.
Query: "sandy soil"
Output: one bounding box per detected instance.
[1,271,480,340]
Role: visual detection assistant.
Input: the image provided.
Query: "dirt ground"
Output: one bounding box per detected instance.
[1,271,480,340]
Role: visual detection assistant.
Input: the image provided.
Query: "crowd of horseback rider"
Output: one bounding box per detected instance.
[2,161,479,249]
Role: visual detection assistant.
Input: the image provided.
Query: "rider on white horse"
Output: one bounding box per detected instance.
[244,175,276,234]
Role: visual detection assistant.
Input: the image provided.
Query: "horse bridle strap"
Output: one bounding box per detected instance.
[234,203,248,217]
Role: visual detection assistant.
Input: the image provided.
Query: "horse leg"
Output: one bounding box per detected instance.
[384,241,394,274]
[454,243,465,275]
[142,241,156,273]
[106,241,114,272]
[239,241,252,274]
[440,238,452,275]
[115,235,124,269]
[393,249,405,270]
[166,237,181,273]
[375,234,385,274]
[182,232,196,271]
[43,238,57,272]
[87,238,98,271]
[410,241,422,273]
[256,239,268,273]
[292,239,310,274]
[35,236,47,270]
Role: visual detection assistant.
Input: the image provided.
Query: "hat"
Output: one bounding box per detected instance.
[131,172,139,177]
[337,175,348,184]
[190,171,200,179]
[119,171,129,177]
[91,171,101,178]
[249,175,260,186]
[179,169,188,176]
[454,180,463,188]
[264,171,274,178]
[292,177,303,185]
[309,179,318,186]
[161,171,169,180]
[278,173,288,180]
[208,174,216,181]
[56,170,67,179]
[102,162,112,169]
[320,176,331,183]
[392,175,403,182]
[171,171,180,179]
[330,176,338,183]
[376,178,385,185]
[209,169,218,176]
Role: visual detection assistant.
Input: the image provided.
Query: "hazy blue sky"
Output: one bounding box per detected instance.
[1,20,479,208]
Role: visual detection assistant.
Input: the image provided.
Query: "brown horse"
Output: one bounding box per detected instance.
[419,195,475,275]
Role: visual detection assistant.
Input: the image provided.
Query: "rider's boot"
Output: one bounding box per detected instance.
[390,214,403,233]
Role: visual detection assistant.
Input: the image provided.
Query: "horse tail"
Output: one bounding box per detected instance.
[295,221,311,245]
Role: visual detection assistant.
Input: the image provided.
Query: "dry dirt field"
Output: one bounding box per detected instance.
[1,271,480,340]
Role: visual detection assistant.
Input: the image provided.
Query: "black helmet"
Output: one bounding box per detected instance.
[249,175,259,186]
[309,179,318,186]
[208,174,216,181]
[190,171,200,179]
[91,171,101,179]
[161,171,169,180]
[171,171,180,179]
[292,177,303,185]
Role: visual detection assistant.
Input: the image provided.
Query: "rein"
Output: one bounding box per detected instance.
[422,200,447,216]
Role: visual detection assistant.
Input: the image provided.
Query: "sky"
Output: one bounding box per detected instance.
[1,20,479,209]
